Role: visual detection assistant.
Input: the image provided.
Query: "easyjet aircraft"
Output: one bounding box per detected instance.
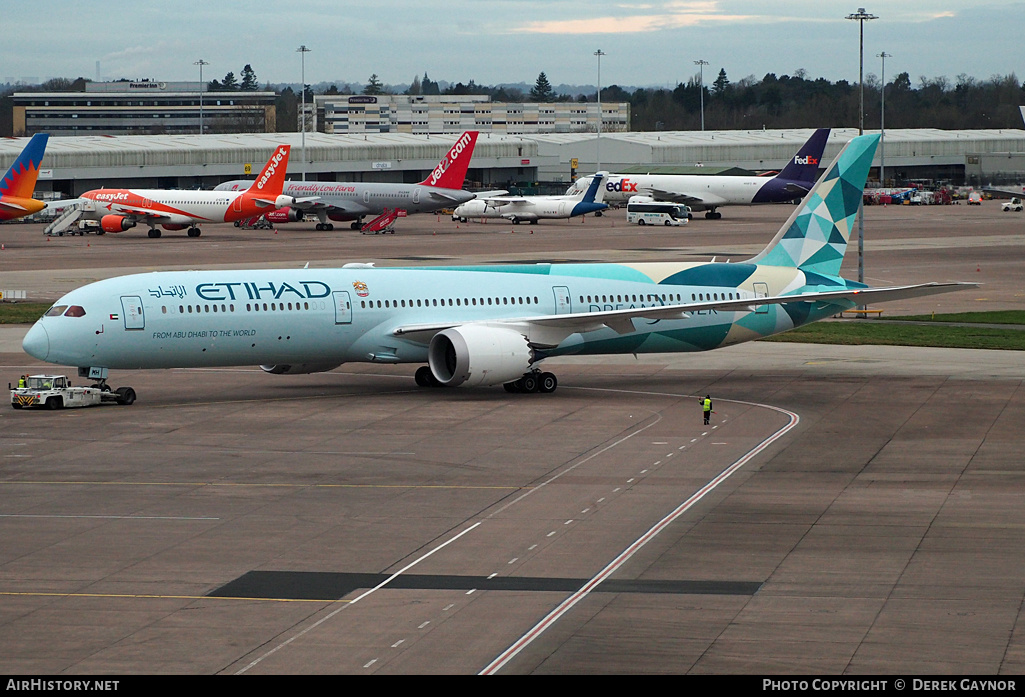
[215,131,479,230]
[47,145,293,238]
[0,133,49,222]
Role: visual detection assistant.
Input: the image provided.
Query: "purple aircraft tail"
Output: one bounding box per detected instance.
[774,128,830,185]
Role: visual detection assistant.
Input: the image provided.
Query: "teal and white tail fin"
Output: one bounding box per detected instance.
[750,133,879,277]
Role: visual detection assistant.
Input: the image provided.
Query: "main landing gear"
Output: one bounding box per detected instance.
[187,227,201,237]
[504,370,558,394]
[413,367,559,394]
[704,209,722,220]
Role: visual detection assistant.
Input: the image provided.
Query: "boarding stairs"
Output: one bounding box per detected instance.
[44,201,91,236]
[360,208,405,235]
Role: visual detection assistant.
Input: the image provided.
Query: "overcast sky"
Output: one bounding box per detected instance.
[5,1,1023,90]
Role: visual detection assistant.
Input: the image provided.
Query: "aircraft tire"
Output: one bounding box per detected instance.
[504,382,520,393]
[116,387,136,405]
[148,229,161,239]
[188,227,201,238]
[539,372,558,393]
[415,366,433,387]
[521,374,540,393]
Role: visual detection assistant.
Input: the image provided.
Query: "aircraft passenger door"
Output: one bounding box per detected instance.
[332,291,352,324]
[232,195,243,213]
[412,188,421,205]
[752,282,769,314]
[552,286,572,315]
[363,190,371,204]
[120,296,145,330]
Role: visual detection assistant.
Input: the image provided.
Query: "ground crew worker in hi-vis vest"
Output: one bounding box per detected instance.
[701,395,713,425]
[18,375,26,389]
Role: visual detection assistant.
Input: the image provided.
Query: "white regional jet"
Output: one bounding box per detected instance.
[216,131,479,230]
[452,172,608,224]
[23,133,973,400]
[567,128,830,219]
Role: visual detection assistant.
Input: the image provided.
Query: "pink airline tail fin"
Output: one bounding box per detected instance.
[245,145,291,197]
[419,131,478,189]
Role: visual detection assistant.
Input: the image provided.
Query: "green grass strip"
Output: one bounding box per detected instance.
[763,321,1025,350]
[0,303,50,324]
[885,310,1025,325]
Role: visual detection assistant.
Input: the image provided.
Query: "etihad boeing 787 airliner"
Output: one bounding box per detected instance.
[22,133,972,400]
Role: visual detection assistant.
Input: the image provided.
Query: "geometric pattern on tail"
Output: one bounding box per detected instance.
[757,134,879,277]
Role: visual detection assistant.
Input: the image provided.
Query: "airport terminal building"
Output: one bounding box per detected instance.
[12,81,276,137]
[315,94,630,136]
[2,128,1024,199]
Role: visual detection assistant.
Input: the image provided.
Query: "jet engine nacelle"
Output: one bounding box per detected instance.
[100,215,136,233]
[259,362,342,375]
[428,325,533,387]
[274,194,296,208]
[264,207,304,223]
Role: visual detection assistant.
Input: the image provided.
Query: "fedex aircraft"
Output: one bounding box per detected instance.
[567,128,830,219]
[215,131,480,230]
[47,145,294,238]
[452,172,608,224]
[0,133,49,222]
[23,133,972,400]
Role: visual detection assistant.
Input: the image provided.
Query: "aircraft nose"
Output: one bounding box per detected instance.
[22,322,49,361]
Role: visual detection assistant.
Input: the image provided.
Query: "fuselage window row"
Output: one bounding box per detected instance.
[358,296,540,310]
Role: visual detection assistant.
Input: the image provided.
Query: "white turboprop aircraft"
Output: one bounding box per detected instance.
[451,172,608,224]
[566,128,830,219]
[45,146,294,238]
[23,133,973,401]
[216,131,480,230]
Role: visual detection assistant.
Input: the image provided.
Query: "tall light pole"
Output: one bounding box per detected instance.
[193,59,209,135]
[846,7,877,300]
[878,51,891,186]
[694,59,708,131]
[594,49,605,171]
[297,45,311,181]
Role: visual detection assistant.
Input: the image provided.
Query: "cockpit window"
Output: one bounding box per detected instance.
[44,305,67,317]
[64,306,87,317]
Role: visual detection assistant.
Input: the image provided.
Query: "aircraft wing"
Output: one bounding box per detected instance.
[643,187,704,204]
[427,190,469,203]
[115,207,173,221]
[391,282,976,347]
[783,182,813,195]
[981,187,1025,198]
[472,190,509,199]
[479,197,527,206]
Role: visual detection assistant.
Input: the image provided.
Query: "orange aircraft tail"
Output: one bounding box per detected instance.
[245,144,291,197]
[0,133,49,221]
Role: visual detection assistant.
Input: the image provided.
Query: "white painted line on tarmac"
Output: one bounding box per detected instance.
[480,394,800,675]
[234,520,482,675]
